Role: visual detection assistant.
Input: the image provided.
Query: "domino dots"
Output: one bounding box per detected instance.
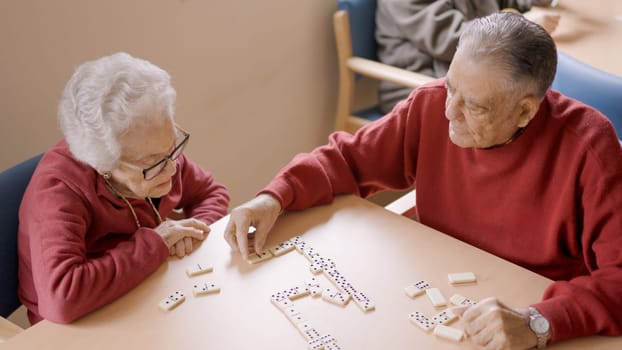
[321,287,351,306]
[404,280,430,298]
[192,282,220,297]
[449,293,477,306]
[158,291,185,311]
[432,309,457,326]
[404,271,479,341]
[246,249,273,264]
[268,241,296,256]
[409,311,435,332]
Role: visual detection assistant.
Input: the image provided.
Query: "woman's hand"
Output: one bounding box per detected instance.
[155,218,210,258]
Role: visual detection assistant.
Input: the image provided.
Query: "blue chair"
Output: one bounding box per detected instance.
[333,0,433,133]
[552,51,622,141]
[0,154,42,319]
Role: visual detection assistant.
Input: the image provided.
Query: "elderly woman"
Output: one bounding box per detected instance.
[17,52,229,325]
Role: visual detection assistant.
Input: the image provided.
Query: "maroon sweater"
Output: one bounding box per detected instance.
[262,79,622,343]
[18,140,229,324]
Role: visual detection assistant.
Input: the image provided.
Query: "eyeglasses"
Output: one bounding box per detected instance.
[120,124,190,180]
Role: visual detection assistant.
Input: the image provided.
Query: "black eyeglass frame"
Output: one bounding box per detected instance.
[119,124,190,180]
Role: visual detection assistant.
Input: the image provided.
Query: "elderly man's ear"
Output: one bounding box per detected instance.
[517,96,540,128]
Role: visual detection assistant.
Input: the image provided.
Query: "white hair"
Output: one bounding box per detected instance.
[58,52,177,171]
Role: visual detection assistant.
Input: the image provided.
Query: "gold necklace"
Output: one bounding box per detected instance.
[104,177,163,229]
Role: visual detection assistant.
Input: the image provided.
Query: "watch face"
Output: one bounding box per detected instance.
[531,316,550,333]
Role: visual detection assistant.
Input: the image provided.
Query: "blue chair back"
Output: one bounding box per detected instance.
[338,0,377,61]
[552,51,622,139]
[337,0,384,121]
[0,154,42,317]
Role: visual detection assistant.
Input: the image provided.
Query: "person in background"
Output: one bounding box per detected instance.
[224,12,621,349]
[18,52,229,324]
[376,0,560,113]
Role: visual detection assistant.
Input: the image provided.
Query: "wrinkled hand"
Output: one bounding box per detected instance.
[453,297,537,350]
[154,218,210,258]
[224,194,282,260]
[167,236,207,258]
[524,11,561,34]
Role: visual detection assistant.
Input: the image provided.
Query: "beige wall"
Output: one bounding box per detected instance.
[0,0,339,207]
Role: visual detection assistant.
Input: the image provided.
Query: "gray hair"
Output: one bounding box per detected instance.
[58,52,177,171]
[457,12,557,98]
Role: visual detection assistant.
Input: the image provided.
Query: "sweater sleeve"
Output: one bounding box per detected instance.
[24,179,170,324]
[261,91,426,210]
[533,133,622,342]
[175,155,230,224]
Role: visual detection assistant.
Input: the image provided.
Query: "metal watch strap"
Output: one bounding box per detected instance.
[529,307,550,349]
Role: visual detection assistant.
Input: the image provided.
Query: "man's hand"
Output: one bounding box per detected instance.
[154,218,210,258]
[224,194,282,260]
[453,297,538,350]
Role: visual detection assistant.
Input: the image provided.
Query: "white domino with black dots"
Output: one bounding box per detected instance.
[297,322,321,341]
[186,263,213,277]
[432,309,457,326]
[158,291,185,311]
[268,241,296,256]
[409,311,435,332]
[321,287,350,306]
[192,282,220,297]
[404,280,430,298]
[246,249,273,264]
[450,293,477,306]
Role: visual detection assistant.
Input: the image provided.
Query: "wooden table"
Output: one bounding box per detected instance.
[4,196,622,349]
[534,0,622,77]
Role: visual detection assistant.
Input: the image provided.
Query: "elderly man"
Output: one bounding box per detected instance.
[225,12,622,349]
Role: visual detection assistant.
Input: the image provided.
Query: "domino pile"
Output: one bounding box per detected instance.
[260,235,377,349]
[159,234,375,349]
[158,262,220,311]
[405,272,477,342]
[251,235,376,313]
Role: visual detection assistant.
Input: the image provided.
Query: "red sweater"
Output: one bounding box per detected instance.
[18,140,229,324]
[262,79,622,343]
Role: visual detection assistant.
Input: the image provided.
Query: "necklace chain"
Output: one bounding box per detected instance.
[104,177,163,229]
[484,127,526,150]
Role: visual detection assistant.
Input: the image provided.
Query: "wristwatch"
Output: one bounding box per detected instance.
[528,307,551,349]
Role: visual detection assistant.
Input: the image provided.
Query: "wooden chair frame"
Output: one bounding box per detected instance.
[333,10,434,133]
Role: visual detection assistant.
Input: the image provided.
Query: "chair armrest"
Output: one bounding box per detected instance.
[385,189,417,216]
[347,57,435,88]
[0,316,23,343]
